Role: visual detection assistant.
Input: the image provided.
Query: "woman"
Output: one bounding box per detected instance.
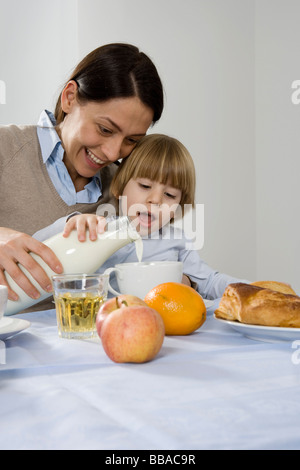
[0,43,163,301]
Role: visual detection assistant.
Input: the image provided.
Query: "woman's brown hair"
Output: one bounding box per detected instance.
[54,43,164,125]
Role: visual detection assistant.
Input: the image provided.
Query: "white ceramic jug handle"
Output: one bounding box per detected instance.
[103,267,122,296]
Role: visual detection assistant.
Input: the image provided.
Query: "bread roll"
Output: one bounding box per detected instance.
[215,282,300,327]
[251,280,296,295]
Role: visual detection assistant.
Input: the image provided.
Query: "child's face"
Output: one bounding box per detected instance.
[120,177,182,236]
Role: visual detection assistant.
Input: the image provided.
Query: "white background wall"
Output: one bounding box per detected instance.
[0,0,78,124]
[255,0,300,293]
[0,0,299,292]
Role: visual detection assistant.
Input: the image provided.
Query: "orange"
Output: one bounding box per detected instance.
[144,282,206,335]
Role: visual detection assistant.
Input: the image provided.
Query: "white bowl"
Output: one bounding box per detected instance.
[0,286,8,321]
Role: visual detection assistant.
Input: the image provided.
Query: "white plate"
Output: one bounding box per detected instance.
[0,317,31,340]
[214,315,300,343]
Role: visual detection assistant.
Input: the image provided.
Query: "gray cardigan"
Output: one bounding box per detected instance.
[0,124,118,235]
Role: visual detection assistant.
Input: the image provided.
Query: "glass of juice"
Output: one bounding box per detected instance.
[52,274,109,339]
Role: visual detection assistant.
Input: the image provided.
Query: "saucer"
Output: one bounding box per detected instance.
[0,317,31,340]
[214,315,300,343]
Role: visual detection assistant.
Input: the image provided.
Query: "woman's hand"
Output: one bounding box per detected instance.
[0,228,63,301]
[63,214,107,241]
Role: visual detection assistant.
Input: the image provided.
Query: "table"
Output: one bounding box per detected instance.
[1,301,300,450]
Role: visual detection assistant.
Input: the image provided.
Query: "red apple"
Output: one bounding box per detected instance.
[96,295,148,335]
[97,296,165,363]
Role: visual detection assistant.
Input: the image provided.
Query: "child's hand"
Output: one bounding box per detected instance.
[63,214,107,242]
[182,274,192,287]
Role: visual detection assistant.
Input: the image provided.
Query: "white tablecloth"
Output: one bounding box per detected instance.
[1,301,300,450]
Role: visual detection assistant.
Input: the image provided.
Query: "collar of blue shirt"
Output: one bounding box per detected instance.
[37,110,102,205]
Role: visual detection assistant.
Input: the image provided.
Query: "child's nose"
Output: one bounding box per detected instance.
[147,190,163,206]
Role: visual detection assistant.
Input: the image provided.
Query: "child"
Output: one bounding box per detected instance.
[60,134,249,300]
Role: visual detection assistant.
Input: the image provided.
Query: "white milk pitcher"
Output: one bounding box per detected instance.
[4,216,141,316]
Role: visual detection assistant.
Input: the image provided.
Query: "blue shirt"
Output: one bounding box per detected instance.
[37,110,102,205]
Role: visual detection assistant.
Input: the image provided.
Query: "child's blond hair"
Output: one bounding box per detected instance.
[110,134,195,212]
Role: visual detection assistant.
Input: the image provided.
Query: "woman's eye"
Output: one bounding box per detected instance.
[99,125,112,135]
[126,137,139,145]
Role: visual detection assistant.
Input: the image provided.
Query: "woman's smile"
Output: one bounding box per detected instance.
[85,148,106,168]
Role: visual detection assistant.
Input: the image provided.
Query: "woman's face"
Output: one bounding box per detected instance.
[58,81,154,186]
